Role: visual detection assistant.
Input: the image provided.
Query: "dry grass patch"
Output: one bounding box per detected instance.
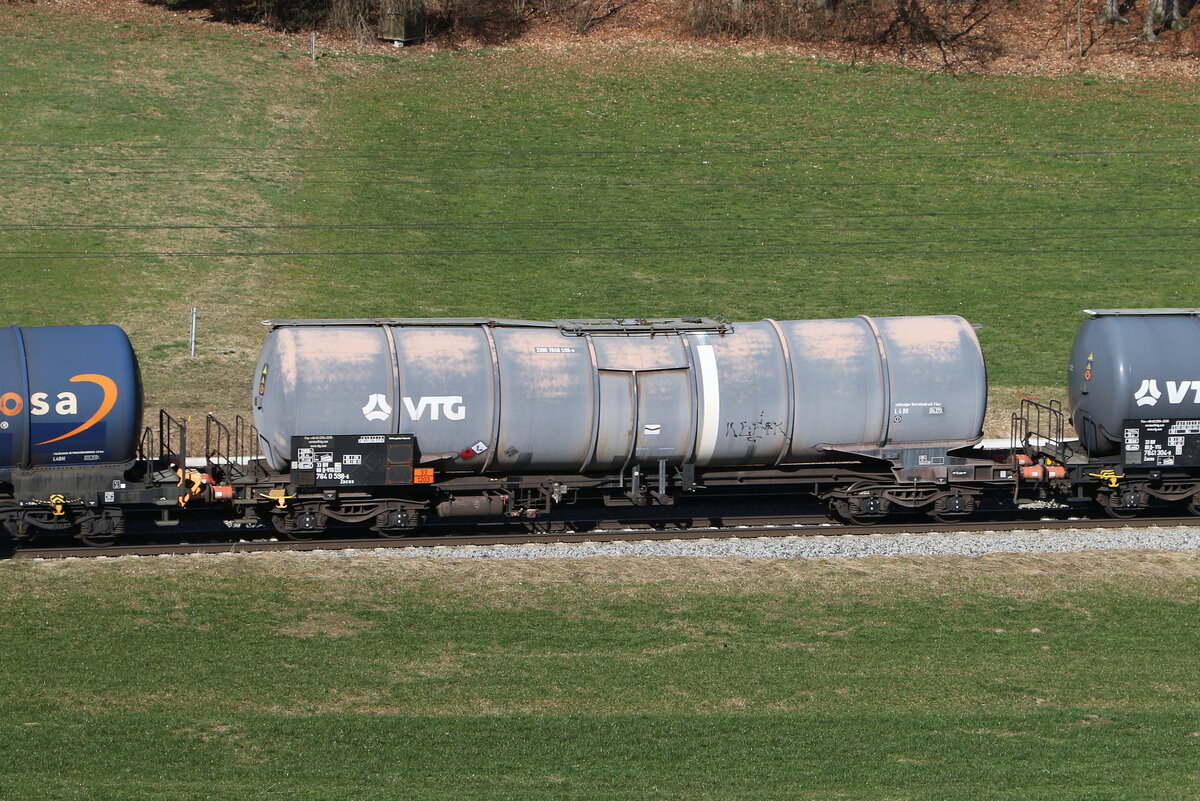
[10,547,1200,601]
[986,384,1062,439]
[277,610,377,637]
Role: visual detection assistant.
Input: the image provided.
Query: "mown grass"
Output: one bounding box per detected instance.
[3,3,1200,427]
[4,8,1200,798]
[1,551,1198,799]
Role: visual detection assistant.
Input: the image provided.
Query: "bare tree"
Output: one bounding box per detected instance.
[1142,0,1181,40]
[1098,0,1128,23]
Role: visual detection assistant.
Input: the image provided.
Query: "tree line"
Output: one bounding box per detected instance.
[145,0,1198,64]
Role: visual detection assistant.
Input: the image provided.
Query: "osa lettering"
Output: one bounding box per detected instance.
[0,374,118,445]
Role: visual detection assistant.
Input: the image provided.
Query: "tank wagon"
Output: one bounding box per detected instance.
[8,308,1200,548]
[251,315,1016,534]
[1017,308,1200,517]
[0,324,142,469]
[0,325,223,543]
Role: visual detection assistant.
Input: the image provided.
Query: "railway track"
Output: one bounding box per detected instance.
[10,513,1200,560]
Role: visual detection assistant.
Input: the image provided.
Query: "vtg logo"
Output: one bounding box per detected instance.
[1134,379,1200,408]
[404,396,466,421]
[0,374,119,445]
[362,394,393,422]
[361,394,466,422]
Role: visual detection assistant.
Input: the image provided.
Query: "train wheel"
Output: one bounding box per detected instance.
[373,509,419,538]
[834,498,890,526]
[1102,505,1141,519]
[1187,495,1200,516]
[928,493,976,524]
[1097,491,1145,519]
[78,513,121,547]
[272,512,325,541]
[375,527,412,539]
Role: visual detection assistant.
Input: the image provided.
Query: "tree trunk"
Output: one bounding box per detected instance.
[1142,0,1183,39]
[1099,0,1127,23]
[1143,0,1164,39]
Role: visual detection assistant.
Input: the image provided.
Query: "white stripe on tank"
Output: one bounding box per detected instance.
[695,344,720,465]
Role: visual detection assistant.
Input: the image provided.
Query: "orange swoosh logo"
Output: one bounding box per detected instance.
[35,374,118,446]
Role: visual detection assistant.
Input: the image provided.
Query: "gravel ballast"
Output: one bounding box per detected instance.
[325,525,1200,560]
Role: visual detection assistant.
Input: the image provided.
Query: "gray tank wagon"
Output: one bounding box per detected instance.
[1069,309,1200,457]
[18,309,1200,549]
[254,315,987,475]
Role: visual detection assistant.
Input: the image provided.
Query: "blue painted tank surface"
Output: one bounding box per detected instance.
[0,325,142,468]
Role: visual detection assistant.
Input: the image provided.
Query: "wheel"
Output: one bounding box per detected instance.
[375,527,412,539]
[1098,492,1143,519]
[1187,495,1200,516]
[373,510,419,538]
[928,494,975,524]
[834,498,890,526]
[78,514,120,547]
[272,512,324,541]
[1099,506,1137,520]
[1103,504,1141,519]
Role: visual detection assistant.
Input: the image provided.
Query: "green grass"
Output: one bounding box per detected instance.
[1,552,1199,799]
[4,9,1200,797]
[3,4,1200,424]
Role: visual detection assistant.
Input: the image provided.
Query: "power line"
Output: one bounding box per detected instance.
[0,221,1194,238]
[3,173,1196,192]
[1,206,1194,231]
[3,233,1196,260]
[0,137,1195,157]
[2,149,1194,178]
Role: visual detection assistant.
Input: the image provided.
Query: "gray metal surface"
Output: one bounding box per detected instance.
[253,315,987,474]
[0,325,142,468]
[1083,309,1200,317]
[1069,311,1200,455]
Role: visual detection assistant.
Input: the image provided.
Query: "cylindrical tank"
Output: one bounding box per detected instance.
[1069,309,1200,456]
[0,325,142,469]
[253,315,987,474]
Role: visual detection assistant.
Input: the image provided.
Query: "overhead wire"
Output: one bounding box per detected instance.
[0,219,1195,235]
[4,227,1198,260]
[0,136,1196,156]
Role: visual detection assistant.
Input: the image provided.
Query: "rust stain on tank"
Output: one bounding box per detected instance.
[394,329,487,377]
[786,319,872,362]
[706,325,784,385]
[878,317,971,362]
[593,336,688,370]
[500,330,587,399]
[273,328,388,386]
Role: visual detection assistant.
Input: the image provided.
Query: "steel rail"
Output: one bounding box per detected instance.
[10,514,1200,560]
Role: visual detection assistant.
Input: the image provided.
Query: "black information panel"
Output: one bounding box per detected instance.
[1122,419,1200,468]
[291,434,415,487]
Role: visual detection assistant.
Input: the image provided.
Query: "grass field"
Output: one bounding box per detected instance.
[3,3,1200,424]
[5,8,1200,798]
[1,550,1199,799]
